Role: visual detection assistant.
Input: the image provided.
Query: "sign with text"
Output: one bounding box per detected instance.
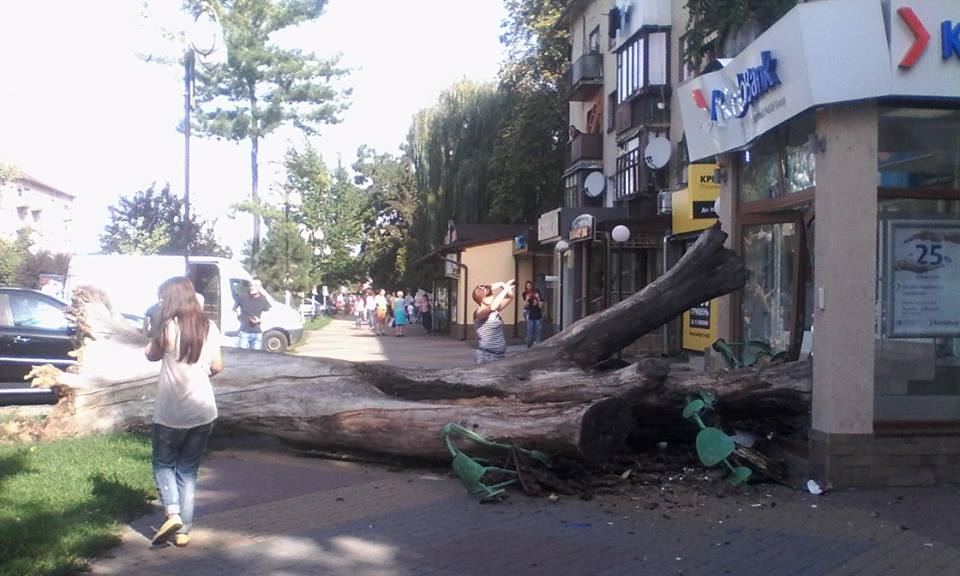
[683,299,717,351]
[887,219,960,337]
[569,214,596,243]
[538,208,561,243]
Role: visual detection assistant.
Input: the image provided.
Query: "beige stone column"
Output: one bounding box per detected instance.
[812,102,878,435]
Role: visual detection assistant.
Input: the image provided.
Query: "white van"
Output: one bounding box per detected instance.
[65,255,303,353]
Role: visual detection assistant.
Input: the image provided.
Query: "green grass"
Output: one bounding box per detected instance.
[0,433,155,576]
[303,315,332,331]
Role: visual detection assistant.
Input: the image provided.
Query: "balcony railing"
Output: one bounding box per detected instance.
[614,92,671,134]
[564,52,603,102]
[566,132,603,166]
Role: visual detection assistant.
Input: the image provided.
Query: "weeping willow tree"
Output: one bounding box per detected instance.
[406,81,511,245]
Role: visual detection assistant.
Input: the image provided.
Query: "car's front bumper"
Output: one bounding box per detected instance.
[289,329,304,345]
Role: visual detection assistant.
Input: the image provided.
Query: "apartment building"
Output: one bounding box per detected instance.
[543,0,689,353]
[0,172,75,254]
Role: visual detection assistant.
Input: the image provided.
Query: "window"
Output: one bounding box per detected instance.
[607,91,617,132]
[8,293,68,330]
[879,106,960,190]
[615,136,643,200]
[616,31,669,104]
[876,199,960,422]
[738,111,816,203]
[588,26,600,54]
[679,33,695,83]
[741,223,798,353]
[618,37,644,104]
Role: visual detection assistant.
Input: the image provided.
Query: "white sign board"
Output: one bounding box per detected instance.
[538,208,561,243]
[678,0,960,161]
[887,220,960,337]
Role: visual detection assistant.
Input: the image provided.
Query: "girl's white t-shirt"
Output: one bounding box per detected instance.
[154,319,220,429]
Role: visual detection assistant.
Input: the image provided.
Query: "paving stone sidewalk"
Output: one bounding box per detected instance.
[89,319,960,575]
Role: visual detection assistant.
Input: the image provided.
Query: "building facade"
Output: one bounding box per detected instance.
[678,0,960,486]
[0,173,75,254]
[548,0,679,352]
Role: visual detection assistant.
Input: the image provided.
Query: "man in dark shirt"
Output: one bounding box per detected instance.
[233,278,271,350]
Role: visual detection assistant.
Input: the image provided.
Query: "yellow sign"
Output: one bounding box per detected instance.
[672,164,720,235]
[682,299,717,352]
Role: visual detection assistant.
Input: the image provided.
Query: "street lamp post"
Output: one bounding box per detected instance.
[283,191,302,302]
[555,240,570,331]
[182,5,226,274]
[611,225,631,304]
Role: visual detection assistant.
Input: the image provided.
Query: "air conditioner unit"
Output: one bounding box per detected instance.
[657,190,672,215]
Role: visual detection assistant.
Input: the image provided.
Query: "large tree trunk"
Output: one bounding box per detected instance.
[27,225,812,464]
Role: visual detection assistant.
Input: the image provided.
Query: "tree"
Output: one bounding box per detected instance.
[353,147,423,289]
[0,230,30,286]
[189,0,350,269]
[683,0,797,69]
[249,203,313,295]
[100,183,230,257]
[487,0,568,223]
[282,146,364,288]
[31,225,811,473]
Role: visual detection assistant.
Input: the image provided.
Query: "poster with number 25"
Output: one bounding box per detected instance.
[889,220,960,338]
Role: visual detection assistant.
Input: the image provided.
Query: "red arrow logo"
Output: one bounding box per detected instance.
[692,89,708,110]
[897,7,930,69]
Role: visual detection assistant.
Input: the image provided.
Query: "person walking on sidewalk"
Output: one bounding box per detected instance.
[144,277,223,548]
[393,290,408,336]
[365,289,377,331]
[353,291,367,328]
[473,280,514,364]
[418,294,432,334]
[374,289,388,336]
[232,278,270,350]
[523,283,543,347]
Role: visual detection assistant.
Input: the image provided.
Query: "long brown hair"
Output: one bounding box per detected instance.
[152,277,210,364]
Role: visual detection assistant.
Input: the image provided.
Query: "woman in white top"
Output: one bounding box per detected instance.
[144,277,223,547]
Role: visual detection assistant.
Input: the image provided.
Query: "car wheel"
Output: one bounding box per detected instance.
[262,330,288,354]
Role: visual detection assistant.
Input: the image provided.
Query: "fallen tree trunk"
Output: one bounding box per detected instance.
[26,225,811,464]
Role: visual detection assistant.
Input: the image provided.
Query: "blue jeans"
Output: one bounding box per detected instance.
[152,422,213,534]
[526,318,542,347]
[237,331,262,349]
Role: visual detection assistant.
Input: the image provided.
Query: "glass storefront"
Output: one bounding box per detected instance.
[741,223,797,353]
[874,105,960,422]
[875,199,960,423]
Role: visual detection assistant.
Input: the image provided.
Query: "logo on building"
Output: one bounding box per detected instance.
[692,51,781,124]
[897,6,960,68]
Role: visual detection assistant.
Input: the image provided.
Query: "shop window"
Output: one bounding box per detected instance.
[739,132,781,202]
[875,198,960,423]
[783,114,816,195]
[741,223,797,354]
[879,107,960,190]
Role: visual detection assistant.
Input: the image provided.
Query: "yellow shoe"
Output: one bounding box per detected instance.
[173,533,191,547]
[151,514,183,544]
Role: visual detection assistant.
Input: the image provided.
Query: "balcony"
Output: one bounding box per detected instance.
[614,91,671,134]
[564,52,603,102]
[566,132,603,166]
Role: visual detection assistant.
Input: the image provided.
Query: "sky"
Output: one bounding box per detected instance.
[0,0,508,255]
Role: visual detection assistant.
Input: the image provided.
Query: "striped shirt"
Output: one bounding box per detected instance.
[475,311,506,354]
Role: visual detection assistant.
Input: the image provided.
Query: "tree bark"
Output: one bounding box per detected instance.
[26,225,811,464]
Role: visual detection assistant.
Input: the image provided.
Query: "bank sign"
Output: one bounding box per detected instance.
[679,0,960,161]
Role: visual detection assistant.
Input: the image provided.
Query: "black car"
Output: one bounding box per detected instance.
[0,287,76,386]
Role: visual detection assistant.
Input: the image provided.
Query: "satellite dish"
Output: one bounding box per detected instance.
[584,171,606,198]
[644,135,671,170]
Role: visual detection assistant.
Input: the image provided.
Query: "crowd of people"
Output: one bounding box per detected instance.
[349,288,433,337]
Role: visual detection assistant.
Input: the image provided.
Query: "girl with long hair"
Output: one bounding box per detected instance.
[144,277,223,547]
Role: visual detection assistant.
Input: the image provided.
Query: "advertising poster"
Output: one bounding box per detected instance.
[888,220,960,337]
[682,299,717,352]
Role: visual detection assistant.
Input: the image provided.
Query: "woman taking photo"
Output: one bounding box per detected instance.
[473,279,514,364]
[144,277,223,547]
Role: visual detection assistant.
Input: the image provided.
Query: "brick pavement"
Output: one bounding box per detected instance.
[88,319,960,575]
